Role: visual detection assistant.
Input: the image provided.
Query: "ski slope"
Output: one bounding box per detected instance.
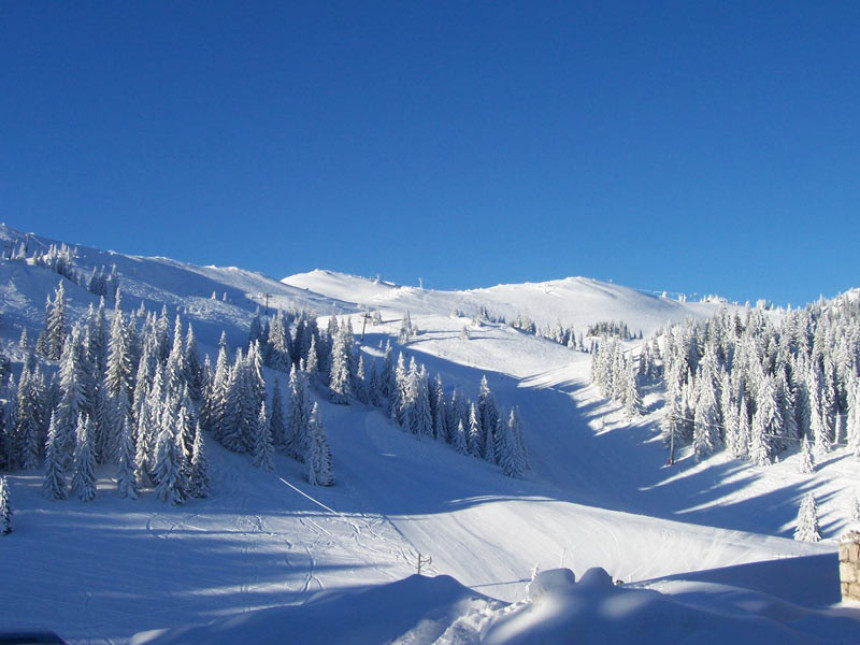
[1,225,858,643]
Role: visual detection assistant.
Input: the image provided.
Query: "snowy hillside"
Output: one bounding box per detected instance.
[1,225,859,644]
[282,269,730,338]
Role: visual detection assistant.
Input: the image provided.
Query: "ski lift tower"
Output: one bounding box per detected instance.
[257,292,273,317]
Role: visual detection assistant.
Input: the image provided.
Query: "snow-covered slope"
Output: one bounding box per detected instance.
[282,269,734,337]
[1,226,859,644]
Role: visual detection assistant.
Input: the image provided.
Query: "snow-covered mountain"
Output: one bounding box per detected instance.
[1,224,858,644]
[282,268,728,337]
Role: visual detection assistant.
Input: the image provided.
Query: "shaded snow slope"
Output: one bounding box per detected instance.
[134,566,860,645]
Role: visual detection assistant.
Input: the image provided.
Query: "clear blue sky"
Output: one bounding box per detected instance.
[2,2,859,306]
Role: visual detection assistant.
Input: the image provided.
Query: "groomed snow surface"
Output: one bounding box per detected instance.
[1,226,859,643]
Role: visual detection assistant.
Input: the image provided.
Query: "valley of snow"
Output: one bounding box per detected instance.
[1,227,858,644]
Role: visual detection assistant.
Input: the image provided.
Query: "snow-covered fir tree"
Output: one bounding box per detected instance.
[187,422,210,499]
[42,411,67,500]
[71,415,97,502]
[153,416,186,505]
[0,476,11,534]
[307,403,334,487]
[794,493,821,542]
[252,402,275,471]
[799,434,815,475]
[269,376,288,451]
[115,413,138,499]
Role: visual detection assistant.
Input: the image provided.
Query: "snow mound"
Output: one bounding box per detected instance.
[482,566,857,645]
[526,568,577,602]
[132,574,499,645]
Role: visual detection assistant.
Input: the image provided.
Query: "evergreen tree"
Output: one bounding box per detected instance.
[453,419,469,455]
[307,403,334,486]
[187,422,210,499]
[154,417,186,505]
[799,434,814,474]
[794,493,821,542]
[693,375,720,461]
[184,323,204,404]
[42,412,67,500]
[354,354,369,404]
[14,361,43,470]
[206,335,232,440]
[253,402,275,471]
[478,376,499,459]
[329,323,353,404]
[498,414,524,479]
[44,281,68,360]
[269,376,288,451]
[286,365,311,462]
[71,415,97,502]
[467,403,482,458]
[116,414,139,499]
[0,476,11,534]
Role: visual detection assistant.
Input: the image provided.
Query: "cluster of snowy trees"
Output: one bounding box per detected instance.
[6,239,119,302]
[364,338,528,478]
[654,297,860,465]
[248,307,528,479]
[86,264,119,300]
[4,286,213,502]
[1,279,338,508]
[20,243,79,284]
[586,320,637,341]
[590,338,642,418]
[509,313,588,351]
[200,334,333,487]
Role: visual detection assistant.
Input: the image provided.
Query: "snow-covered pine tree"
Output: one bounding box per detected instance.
[0,476,11,534]
[467,403,482,458]
[354,354,368,404]
[307,403,334,486]
[799,434,814,474]
[847,375,860,458]
[431,374,448,442]
[269,376,287,452]
[287,364,312,462]
[329,322,353,404]
[253,402,275,471]
[153,416,186,505]
[116,413,138,499]
[206,334,232,441]
[221,349,252,453]
[411,366,434,439]
[390,352,406,422]
[183,323,204,404]
[187,421,210,499]
[368,358,383,408]
[509,407,529,472]
[809,363,832,456]
[478,376,499,459]
[498,413,524,479]
[43,281,68,360]
[750,376,782,466]
[14,360,43,470]
[42,412,67,500]
[622,356,642,418]
[305,334,320,383]
[453,419,468,455]
[693,374,720,461]
[71,415,97,502]
[794,493,821,542]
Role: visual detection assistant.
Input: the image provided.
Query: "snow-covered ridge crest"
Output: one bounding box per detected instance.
[283,268,738,337]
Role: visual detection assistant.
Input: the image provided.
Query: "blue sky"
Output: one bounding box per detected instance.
[2,2,859,306]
